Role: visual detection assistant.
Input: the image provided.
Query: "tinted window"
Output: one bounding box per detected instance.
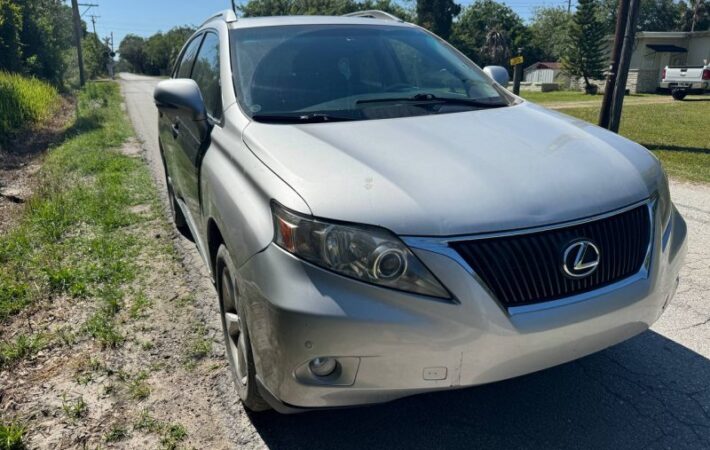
[176,35,203,78]
[191,32,222,121]
[230,25,510,121]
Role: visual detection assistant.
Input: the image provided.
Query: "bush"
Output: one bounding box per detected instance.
[0,71,59,141]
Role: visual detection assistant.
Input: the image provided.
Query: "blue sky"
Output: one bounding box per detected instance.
[70,0,574,51]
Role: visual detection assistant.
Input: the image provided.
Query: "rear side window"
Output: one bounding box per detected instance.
[176,35,203,78]
[191,32,222,121]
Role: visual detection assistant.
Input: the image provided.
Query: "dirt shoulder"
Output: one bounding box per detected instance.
[0,96,74,234]
[0,83,239,449]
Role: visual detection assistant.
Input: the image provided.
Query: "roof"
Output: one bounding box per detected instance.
[635,30,710,39]
[226,15,414,29]
[524,62,562,72]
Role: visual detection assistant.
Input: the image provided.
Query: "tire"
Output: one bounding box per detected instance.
[216,245,271,412]
[671,89,687,101]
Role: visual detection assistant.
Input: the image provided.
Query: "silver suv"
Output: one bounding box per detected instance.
[154,10,687,413]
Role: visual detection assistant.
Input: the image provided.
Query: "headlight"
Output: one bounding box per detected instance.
[272,202,450,299]
[657,169,672,230]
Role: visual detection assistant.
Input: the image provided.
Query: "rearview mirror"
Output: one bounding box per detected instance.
[483,66,510,86]
[154,79,207,122]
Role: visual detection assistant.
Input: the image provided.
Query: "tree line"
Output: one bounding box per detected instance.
[117,0,708,79]
[0,0,114,87]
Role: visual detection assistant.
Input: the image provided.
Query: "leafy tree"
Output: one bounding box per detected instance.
[118,34,147,73]
[480,29,509,66]
[450,0,531,68]
[562,0,606,93]
[15,0,75,84]
[416,0,461,39]
[529,6,573,61]
[83,34,111,79]
[239,0,413,20]
[139,26,195,76]
[678,0,709,30]
[0,0,23,72]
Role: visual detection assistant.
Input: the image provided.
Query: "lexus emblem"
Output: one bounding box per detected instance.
[562,240,600,278]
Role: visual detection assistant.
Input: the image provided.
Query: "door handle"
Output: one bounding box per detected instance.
[171,121,180,138]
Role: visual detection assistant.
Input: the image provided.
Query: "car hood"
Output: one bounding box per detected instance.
[242,102,662,236]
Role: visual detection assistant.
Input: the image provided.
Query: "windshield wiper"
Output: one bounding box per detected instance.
[356,93,507,108]
[252,112,356,123]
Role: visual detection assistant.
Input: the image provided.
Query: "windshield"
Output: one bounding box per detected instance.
[230,25,512,122]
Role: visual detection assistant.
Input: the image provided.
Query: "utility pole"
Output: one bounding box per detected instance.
[609,0,641,133]
[511,48,523,95]
[598,0,629,129]
[89,14,100,35]
[568,0,572,14]
[231,0,237,14]
[70,0,86,86]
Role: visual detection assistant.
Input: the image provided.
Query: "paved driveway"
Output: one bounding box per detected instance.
[120,73,710,449]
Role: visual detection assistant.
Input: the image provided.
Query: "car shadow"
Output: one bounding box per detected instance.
[247,330,710,449]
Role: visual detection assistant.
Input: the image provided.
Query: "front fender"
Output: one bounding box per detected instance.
[200,122,310,271]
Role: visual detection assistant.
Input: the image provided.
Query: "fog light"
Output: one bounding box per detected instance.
[309,357,337,377]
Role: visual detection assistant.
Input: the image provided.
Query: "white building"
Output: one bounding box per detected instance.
[624,31,710,93]
[523,62,562,83]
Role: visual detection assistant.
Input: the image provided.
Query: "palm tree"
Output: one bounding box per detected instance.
[480,28,510,66]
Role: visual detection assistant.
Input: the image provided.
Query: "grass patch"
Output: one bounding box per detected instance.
[561,100,710,183]
[61,394,88,421]
[0,421,26,450]
[134,411,187,450]
[104,424,130,443]
[187,324,212,360]
[0,333,47,369]
[0,71,59,141]
[520,90,652,104]
[129,291,152,319]
[0,82,159,363]
[127,371,151,400]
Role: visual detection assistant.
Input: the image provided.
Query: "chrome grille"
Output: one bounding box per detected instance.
[451,205,651,308]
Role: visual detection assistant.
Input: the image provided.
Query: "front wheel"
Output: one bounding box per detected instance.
[671,88,687,100]
[216,245,271,412]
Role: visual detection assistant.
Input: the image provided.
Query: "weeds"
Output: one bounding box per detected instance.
[134,411,187,450]
[0,333,47,369]
[104,424,130,443]
[0,82,156,366]
[0,71,59,140]
[0,420,26,450]
[61,394,87,421]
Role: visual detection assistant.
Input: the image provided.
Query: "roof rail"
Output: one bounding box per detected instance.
[343,10,404,22]
[199,9,238,28]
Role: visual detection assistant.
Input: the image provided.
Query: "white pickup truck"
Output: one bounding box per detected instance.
[661,64,710,100]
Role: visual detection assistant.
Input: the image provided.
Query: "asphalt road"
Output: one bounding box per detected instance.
[119,73,710,450]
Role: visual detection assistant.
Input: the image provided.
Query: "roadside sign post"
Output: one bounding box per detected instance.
[511,51,524,95]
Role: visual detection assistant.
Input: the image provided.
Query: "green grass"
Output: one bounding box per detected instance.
[134,411,187,450]
[0,82,158,365]
[0,421,26,450]
[520,90,651,104]
[0,333,47,369]
[561,100,710,183]
[0,71,59,141]
[61,394,88,421]
[104,425,130,443]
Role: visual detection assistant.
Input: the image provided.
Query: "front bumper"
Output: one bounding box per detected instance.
[236,205,687,411]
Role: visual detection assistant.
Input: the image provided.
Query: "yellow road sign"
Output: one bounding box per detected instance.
[510,56,524,66]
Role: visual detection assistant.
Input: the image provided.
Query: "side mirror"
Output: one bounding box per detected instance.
[483,66,510,86]
[154,78,207,122]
